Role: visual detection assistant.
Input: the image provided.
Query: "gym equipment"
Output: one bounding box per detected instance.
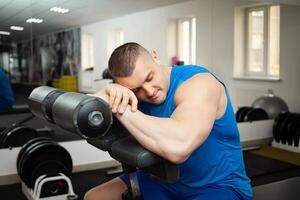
[273,112,290,143]
[279,113,295,144]
[272,112,300,152]
[28,86,179,200]
[0,114,54,149]
[294,126,300,147]
[286,114,300,145]
[236,107,269,122]
[236,106,250,122]
[0,126,38,148]
[28,86,112,139]
[17,137,77,199]
[252,89,289,119]
[244,108,269,122]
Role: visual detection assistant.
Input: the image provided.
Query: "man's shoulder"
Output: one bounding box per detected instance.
[174,73,221,105]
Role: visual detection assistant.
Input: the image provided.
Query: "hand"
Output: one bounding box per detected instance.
[104,84,138,114]
[88,89,109,103]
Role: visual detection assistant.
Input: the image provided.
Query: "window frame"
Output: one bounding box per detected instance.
[245,6,269,77]
[107,28,124,61]
[81,33,94,71]
[176,17,196,65]
[244,5,279,78]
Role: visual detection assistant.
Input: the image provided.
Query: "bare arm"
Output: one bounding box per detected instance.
[115,74,222,164]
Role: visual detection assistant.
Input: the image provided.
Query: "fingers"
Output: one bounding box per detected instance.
[106,85,137,114]
[128,91,138,112]
[108,87,120,113]
[118,93,129,114]
[107,87,116,108]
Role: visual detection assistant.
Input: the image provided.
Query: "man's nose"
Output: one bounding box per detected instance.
[142,84,154,97]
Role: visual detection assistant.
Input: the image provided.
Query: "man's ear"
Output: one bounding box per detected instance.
[150,50,160,64]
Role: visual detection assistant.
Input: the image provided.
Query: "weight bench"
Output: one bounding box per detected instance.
[28,86,179,200]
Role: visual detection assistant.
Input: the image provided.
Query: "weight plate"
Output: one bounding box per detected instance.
[21,140,60,186]
[237,107,252,122]
[0,126,15,148]
[17,137,51,176]
[236,107,245,122]
[273,112,290,143]
[294,125,300,147]
[241,108,254,122]
[21,141,72,187]
[286,114,300,146]
[244,108,269,122]
[236,106,251,122]
[2,126,38,148]
[19,139,53,182]
[279,113,294,144]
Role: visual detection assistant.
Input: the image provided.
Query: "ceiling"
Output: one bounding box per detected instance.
[0,0,191,41]
[1,0,299,42]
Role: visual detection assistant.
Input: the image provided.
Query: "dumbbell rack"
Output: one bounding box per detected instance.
[22,173,77,200]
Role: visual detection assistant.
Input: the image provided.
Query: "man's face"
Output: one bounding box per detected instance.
[115,53,170,105]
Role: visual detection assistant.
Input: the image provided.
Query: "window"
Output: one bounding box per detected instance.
[81,33,94,70]
[107,29,124,60]
[245,5,280,77]
[177,17,196,65]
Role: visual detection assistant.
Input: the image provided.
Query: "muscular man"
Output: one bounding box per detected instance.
[84,43,252,200]
[0,68,14,112]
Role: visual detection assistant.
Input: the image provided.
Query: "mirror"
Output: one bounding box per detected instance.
[0,0,32,83]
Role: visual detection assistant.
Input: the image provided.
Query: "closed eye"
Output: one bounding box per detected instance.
[146,72,153,82]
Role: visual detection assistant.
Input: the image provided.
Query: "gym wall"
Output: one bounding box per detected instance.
[79,0,300,113]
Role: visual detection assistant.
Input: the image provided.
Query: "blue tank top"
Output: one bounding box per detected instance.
[138,65,252,198]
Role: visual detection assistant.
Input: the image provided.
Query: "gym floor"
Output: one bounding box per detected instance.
[1,151,300,200]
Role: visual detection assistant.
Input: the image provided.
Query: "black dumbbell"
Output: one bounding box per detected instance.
[244,108,269,122]
[17,137,51,177]
[0,126,38,148]
[294,125,300,147]
[286,114,300,146]
[17,138,73,188]
[279,113,295,144]
[236,106,252,122]
[273,112,290,143]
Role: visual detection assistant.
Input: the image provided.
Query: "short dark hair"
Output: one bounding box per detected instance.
[108,42,150,77]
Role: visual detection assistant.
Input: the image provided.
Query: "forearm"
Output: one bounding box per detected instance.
[115,108,191,163]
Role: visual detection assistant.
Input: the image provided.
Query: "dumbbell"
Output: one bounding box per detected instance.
[243,108,269,122]
[17,137,72,189]
[0,126,38,148]
[279,113,295,144]
[294,126,300,147]
[273,112,300,146]
[236,106,252,122]
[273,112,290,143]
[236,106,269,122]
[286,114,300,146]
